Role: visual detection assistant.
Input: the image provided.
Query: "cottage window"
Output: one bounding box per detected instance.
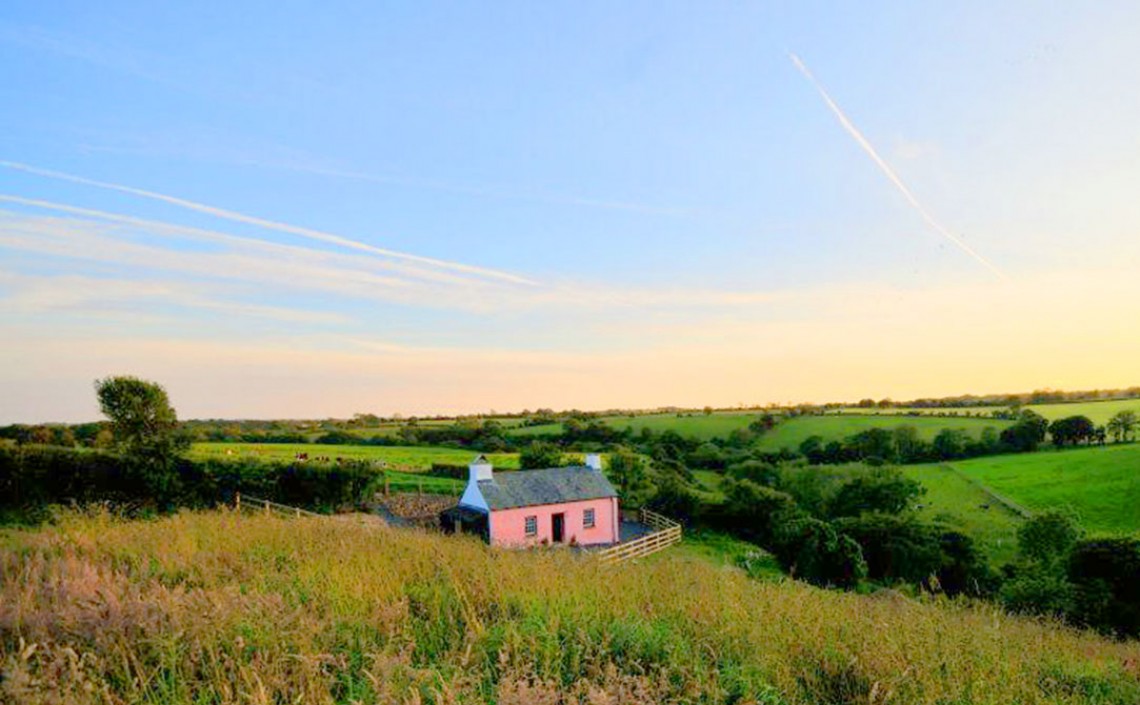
[524,516,537,536]
[583,508,595,528]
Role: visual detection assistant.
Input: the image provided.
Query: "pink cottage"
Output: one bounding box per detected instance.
[440,454,620,547]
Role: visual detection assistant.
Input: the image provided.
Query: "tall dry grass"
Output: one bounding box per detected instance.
[1,510,1138,704]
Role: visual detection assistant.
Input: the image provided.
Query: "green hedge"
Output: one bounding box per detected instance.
[0,445,381,514]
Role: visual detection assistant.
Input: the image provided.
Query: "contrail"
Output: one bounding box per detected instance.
[0,160,536,286]
[788,53,1007,280]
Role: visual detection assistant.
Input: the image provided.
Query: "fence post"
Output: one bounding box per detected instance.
[385,474,390,497]
[264,499,270,514]
[235,492,241,512]
[418,479,423,496]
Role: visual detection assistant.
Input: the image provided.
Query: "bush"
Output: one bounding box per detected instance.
[771,513,867,588]
[0,446,380,516]
[1067,538,1140,638]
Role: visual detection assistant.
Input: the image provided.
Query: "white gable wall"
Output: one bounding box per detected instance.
[458,478,489,512]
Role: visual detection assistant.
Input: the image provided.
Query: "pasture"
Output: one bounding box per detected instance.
[949,443,1140,535]
[754,415,1011,452]
[837,398,1140,426]
[3,510,1138,704]
[901,464,1023,565]
[189,442,519,472]
[511,410,765,440]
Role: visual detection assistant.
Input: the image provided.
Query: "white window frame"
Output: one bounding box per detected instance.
[583,508,595,528]
[524,515,538,536]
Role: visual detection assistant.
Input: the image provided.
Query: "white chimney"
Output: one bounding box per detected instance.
[585,453,602,472]
[469,454,493,482]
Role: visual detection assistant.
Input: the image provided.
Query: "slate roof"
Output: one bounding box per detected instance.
[478,466,618,511]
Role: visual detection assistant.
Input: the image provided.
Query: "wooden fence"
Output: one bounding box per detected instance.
[597,508,682,564]
[233,493,324,519]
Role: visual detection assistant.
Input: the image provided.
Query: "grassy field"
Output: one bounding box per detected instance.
[755,415,1010,452]
[189,442,519,472]
[838,398,1140,426]
[949,443,1140,535]
[901,464,1024,565]
[3,510,1138,704]
[511,411,765,440]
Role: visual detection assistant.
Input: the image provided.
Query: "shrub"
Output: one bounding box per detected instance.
[1067,538,1140,638]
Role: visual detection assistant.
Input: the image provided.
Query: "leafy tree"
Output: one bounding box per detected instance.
[932,428,967,459]
[720,478,796,543]
[798,435,826,465]
[999,410,1048,452]
[827,467,924,519]
[1017,510,1082,567]
[892,425,928,463]
[519,441,564,470]
[1049,415,1096,446]
[847,427,896,463]
[772,513,867,588]
[608,450,653,507]
[834,513,942,584]
[1106,410,1138,443]
[95,376,189,503]
[646,469,699,523]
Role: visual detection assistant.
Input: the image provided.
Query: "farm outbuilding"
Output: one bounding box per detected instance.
[441,454,620,547]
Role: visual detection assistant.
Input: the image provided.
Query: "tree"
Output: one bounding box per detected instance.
[892,425,928,463]
[847,427,896,463]
[827,467,924,519]
[608,450,653,508]
[1106,410,1138,443]
[1049,416,1096,447]
[771,513,867,588]
[798,435,826,465]
[95,376,189,503]
[932,428,967,459]
[1016,510,1082,567]
[1000,410,1048,452]
[519,441,563,470]
[720,479,796,543]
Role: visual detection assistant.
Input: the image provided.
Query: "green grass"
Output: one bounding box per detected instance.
[189,442,519,471]
[690,469,728,502]
[511,411,766,440]
[839,398,1140,426]
[901,464,1024,565]
[755,415,1010,452]
[949,443,1140,535]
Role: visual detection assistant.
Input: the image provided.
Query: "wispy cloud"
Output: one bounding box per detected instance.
[279,163,693,217]
[0,270,346,324]
[0,200,778,318]
[788,53,1008,281]
[0,160,536,286]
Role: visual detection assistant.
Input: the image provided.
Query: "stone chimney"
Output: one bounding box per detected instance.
[469,454,493,482]
[584,453,602,472]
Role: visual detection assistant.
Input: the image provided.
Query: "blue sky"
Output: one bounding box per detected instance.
[3,2,1140,422]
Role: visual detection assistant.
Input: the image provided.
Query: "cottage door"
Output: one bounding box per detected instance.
[552,513,565,543]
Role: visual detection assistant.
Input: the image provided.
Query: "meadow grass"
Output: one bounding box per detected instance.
[190,443,519,472]
[949,443,1140,535]
[2,510,1139,704]
[901,464,1024,565]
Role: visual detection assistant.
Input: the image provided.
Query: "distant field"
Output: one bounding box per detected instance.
[512,411,764,441]
[838,398,1140,426]
[901,464,1023,565]
[189,442,519,472]
[949,443,1140,535]
[755,415,1011,452]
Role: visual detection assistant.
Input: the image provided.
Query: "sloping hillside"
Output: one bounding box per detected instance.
[2,511,1139,704]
